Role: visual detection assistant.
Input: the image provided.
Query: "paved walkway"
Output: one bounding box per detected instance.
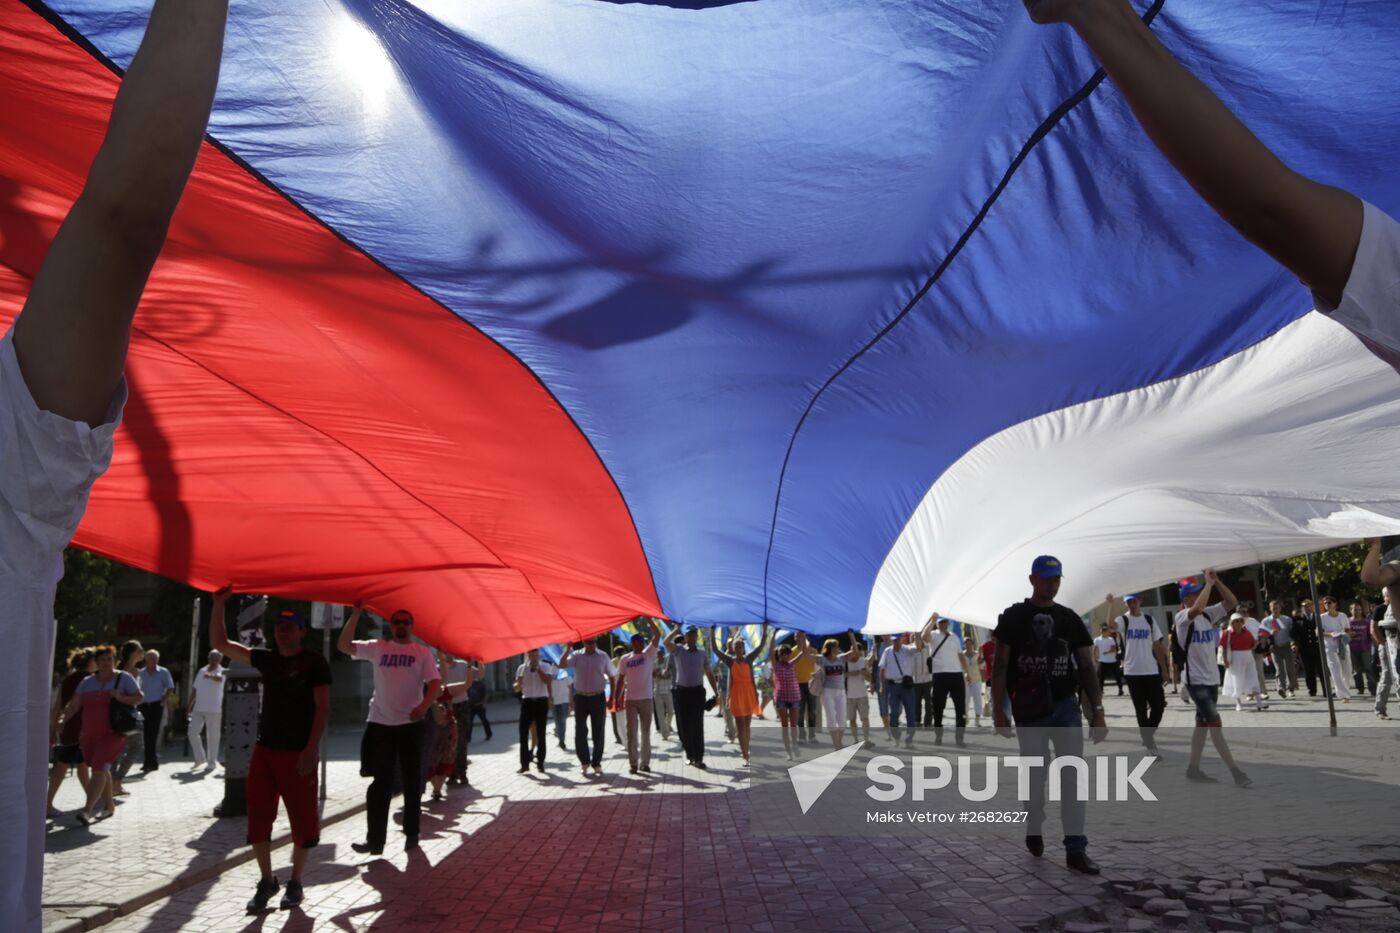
[41,691,1400,932]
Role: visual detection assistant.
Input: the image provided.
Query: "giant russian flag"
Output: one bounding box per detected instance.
[4,0,1400,658]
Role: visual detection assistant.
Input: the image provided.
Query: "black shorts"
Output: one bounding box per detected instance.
[52,744,84,766]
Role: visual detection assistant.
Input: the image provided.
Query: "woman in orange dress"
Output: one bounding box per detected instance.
[714,625,769,765]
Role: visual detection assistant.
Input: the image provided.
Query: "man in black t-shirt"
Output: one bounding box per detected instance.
[211,588,333,913]
[990,555,1106,876]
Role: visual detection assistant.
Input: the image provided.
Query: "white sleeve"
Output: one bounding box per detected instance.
[1315,201,1400,370]
[0,327,125,580]
[351,640,378,661]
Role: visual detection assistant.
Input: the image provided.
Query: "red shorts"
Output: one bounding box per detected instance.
[246,744,320,848]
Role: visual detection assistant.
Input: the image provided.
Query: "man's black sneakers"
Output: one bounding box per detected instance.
[351,841,384,856]
[1230,767,1254,788]
[1025,835,1044,857]
[279,880,304,910]
[247,877,280,913]
[1185,767,1218,783]
[1067,852,1101,875]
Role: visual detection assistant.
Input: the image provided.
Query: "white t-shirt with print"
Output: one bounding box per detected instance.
[819,655,849,695]
[1175,603,1229,687]
[1121,613,1164,677]
[618,644,658,701]
[0,328,125,933]
[352,640,439,725]
[1314,201,1400,372]
[1093,636,1119,664]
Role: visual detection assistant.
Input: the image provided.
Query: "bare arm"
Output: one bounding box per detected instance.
[411,676,441,721]
[1363,539,1399,588]
[1075,645,1107,739]
[1030,0,1362,306]
[747,625,769,663]
[13,0,231,426]
[1186,578,1214,621]
[208,586,251,666]
[297,685,331,775]
[1208,570,1239,613]
[647,619,661,652]
[337,603,363,658]
[1153,638,1170,682]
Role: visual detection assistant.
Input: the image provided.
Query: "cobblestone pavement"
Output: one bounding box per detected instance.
[42,690,1400,932]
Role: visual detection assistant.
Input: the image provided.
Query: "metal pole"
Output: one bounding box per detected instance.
[1305,553,1338,734]
[321,611,331,805]
[184,597,201,758]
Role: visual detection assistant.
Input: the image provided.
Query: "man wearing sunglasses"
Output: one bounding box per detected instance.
[339,604,439,856]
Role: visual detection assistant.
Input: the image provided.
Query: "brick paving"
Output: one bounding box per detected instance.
[41,691,1400,932]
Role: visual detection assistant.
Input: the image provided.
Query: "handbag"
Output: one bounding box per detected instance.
[109,677,143,736]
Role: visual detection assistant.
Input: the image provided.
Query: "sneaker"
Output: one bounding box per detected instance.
[279,880,303,910]
[1230,768,1253,788]
[639,765,651,773]
[535,762,545,774]
[517,766,530,774]
[247,877,280,913]
[592,765,602,775]
[694,761,707,770]
[75,811,92,827]
[1066,851,1101,875]
[350,841,384,856]
[581,763,590,774]
[629,766,639,775]
[1376,712,1392,720]
[1185,767,1218,783]
[1025,835,1044,857]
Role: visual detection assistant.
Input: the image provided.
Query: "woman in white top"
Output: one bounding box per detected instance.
[798,633,857,750]
[1319,597,1353,701]
[963,631,984,729]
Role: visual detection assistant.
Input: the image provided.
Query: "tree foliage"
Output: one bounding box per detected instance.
[53,548,121,661]
[1262,542,1376,605]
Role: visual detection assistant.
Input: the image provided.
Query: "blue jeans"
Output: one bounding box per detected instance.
[1014,696,1087,854]
[1187,684,1220,725]
[886,680,916,742]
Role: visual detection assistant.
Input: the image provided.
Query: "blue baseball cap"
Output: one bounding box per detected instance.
[274,609,306,628]
[1178,579,1203,597]
[1123,593,1141,603]
[1030,555,1064,578]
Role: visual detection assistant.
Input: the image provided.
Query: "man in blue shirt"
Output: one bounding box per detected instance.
[137,650,175,772]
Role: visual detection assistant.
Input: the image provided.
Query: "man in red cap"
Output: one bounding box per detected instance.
[211,589,332,912]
